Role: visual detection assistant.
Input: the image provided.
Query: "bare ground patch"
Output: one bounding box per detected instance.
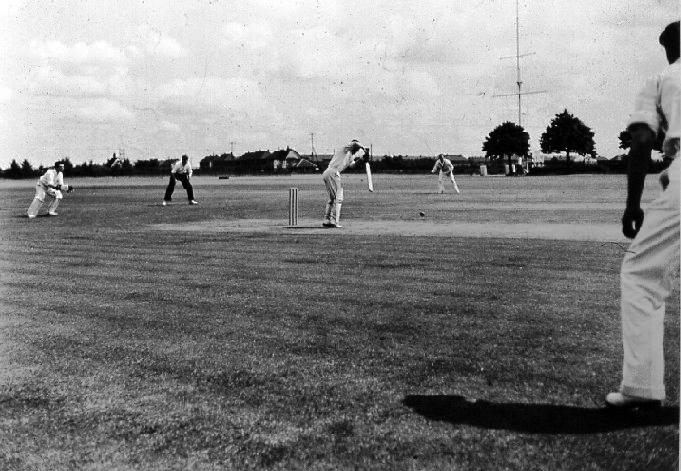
[150,218,628,242]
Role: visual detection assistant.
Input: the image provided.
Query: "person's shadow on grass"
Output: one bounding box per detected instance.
[403,395,679,434]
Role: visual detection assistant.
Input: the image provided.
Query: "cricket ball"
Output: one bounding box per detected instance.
[419,211,425,217]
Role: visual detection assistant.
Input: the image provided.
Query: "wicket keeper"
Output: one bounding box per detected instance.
[26,161,73,218]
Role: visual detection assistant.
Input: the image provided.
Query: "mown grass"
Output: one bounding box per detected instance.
[0,174,678,470]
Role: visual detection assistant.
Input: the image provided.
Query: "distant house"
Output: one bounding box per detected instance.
[301,153,333,165]
[200,153,235,171]
[283,149,302,170]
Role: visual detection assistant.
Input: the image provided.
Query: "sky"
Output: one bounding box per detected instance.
[0,0,678,168]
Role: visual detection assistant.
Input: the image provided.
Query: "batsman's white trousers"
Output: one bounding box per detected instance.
[323,168,344,204]
[620,157,680,400]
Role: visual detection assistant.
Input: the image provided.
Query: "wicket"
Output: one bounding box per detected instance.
[288,187,298,226]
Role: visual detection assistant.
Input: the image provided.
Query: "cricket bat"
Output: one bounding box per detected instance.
[365,162,374,192]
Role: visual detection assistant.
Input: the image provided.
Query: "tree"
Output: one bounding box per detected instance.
[6,159,21,178]
[618,130,632,150]
[482,121,530,164]
[21,159,34,177]
[62,157,74,173]
[540,109,595,164]
[121,158,133,174]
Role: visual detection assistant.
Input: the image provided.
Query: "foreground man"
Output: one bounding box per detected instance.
[606,21,680,409]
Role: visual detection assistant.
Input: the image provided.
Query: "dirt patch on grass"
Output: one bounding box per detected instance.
[151,218,628,242]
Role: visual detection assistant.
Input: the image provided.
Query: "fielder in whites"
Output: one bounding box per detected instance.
[163,154,198,206]
[431,155,460,194]
[321,140,369,228]
[605,21,680,409]
[26,161,73,218]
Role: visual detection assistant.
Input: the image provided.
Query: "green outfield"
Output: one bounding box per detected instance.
[0,173,678,470]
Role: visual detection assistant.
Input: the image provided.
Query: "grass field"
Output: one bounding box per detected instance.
[0,173,678,470]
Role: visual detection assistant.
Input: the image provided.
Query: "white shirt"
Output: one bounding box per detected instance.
[171,160,193,177]
[327,145,366,173]
[432,158,453,173]
[39,168,64,189]
[629,59,680,158]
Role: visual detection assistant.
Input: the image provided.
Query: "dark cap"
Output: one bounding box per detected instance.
[55,161,64,167]
[659,21,679,49]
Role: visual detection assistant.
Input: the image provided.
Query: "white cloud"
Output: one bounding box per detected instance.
[136,25,187,58]
[27,64,133,99]
[152,76,265,113]
[25,39,133,100]
[28,65,106,97]
[29,40,126,67]
[160,120,181,133]
[0,85,12,103]
[76,99,134,122]
[222,21,273,50]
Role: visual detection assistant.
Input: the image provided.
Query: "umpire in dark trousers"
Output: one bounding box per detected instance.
[163,154,198,206]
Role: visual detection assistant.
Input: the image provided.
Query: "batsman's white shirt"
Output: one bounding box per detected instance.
[171,160,193,176]
[327,146,366,173]
[432,158,454,174]
[619,58,680,400]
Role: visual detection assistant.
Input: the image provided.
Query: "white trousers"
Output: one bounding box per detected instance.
[27,184,62,217]
[438,171,459,193]
[619,157,680,400]
[323,168,344,222]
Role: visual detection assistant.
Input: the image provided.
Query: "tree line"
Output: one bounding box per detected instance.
[0,156,180,179]
[1,109,658,179]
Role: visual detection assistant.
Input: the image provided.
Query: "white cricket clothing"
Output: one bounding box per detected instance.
[322,143,364,223]
[35,168,64,201]
[27,168,66,217]
[619,58,681,400]
[433,159,459,193]
[432,158,454,174]
[171,160,193,177]
[39,168,64,190]
[327,145,365,173]
[323,169,343,204]
[628,59,681,158]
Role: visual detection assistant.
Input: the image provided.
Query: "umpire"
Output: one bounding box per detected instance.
[163,154,198,206]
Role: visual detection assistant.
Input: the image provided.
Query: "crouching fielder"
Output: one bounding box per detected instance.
[27,161,72,218]
[432,155,460,194]
[322,140,368,228]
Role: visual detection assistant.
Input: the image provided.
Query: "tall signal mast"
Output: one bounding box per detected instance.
[310,133,317,158]
[494,0,546,127]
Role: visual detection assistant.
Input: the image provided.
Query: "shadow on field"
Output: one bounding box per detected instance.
[403,395,679,434]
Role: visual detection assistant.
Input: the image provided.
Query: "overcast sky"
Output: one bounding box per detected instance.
[0,0,677,167]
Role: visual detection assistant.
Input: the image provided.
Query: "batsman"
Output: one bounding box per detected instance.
[26,160,74,218]
[321,139,370,228]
